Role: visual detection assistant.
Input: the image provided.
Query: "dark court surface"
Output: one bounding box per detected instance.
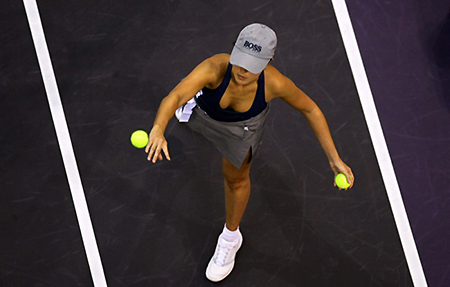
[346,1,450,286]
[1,0,448,286]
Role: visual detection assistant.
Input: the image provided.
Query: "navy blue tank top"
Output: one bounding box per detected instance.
[196,64,267,122]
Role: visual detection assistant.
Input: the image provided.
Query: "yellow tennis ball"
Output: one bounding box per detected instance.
[335,173,351,189]
[130,130,148,149]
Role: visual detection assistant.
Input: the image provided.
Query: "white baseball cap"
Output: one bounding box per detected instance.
[230,23,277,74]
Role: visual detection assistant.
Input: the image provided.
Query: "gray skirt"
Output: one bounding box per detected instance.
[180,103,271,168]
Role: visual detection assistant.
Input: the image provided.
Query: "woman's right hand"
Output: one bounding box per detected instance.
[145,125,171,163]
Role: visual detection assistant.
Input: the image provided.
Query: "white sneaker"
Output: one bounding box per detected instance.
[205,230,243,282]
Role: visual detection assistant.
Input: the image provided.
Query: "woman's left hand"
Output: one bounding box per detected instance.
[330,159,354,189]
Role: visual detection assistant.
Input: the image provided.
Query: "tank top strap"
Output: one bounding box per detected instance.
[210,63,232,96]
[254,71,265,106]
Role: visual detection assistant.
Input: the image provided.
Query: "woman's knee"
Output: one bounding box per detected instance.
[224,174,250,190]
[222,152,252,190]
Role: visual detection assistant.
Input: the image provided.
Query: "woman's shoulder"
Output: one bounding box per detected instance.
[264,65,289,88]
[205,53,230,71]
[264,64,297,100]
[199,54,230,87]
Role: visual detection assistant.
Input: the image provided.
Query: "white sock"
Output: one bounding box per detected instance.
[221,224,239,242]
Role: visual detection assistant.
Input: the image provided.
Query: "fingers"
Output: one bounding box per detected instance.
[161,143,171,161]
[342,170,354,190]
[342,166,354,189]
[346,171,354,189]
[144,142,151,154]
[145,139,170,163]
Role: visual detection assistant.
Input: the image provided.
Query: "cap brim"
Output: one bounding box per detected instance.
[230,46,270,74]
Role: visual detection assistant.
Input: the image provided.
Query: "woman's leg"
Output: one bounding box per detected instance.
[206,150,252,282]
[222,150,252,231]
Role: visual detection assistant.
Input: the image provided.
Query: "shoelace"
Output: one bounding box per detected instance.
[213,238,237,266]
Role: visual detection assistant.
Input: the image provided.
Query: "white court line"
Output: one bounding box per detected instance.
[331,0,427,286]
[23,1,108,286]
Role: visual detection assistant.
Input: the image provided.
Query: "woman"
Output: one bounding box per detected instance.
[145,23,354,282]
